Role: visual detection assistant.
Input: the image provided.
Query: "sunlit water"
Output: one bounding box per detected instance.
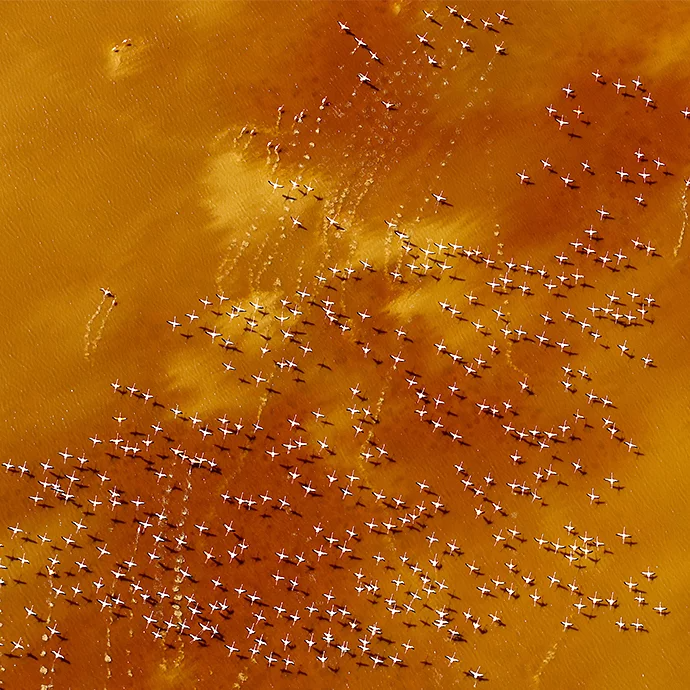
[2,2,690,689]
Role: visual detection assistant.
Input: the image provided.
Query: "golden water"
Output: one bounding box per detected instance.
[2,2,690,689]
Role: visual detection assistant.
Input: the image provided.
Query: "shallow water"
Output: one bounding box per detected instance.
[2,2,690,689]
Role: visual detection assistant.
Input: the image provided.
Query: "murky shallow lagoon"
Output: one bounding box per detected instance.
[2,2,690,689]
